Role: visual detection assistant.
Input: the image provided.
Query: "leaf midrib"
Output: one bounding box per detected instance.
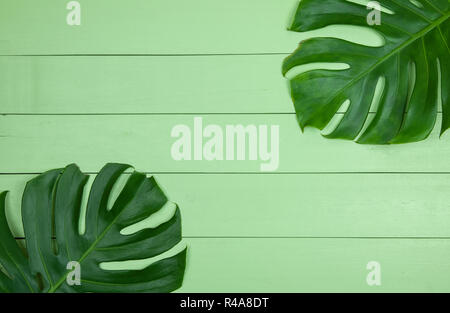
[325,11,449,106]
[47,190,136,293]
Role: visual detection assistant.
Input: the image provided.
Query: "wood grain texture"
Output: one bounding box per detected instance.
[0,55,293,114]
[1,0,449,292]
[2,173,450,238]
[0,0,298,55]
[0,114,449,173]
[13,238,450,292]
[179,238,450,292]
[0,55,400,115]
[0,0,384,56]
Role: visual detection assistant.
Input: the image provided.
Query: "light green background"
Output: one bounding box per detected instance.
[1,0,450,292]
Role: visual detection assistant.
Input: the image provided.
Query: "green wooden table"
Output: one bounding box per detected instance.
[1,0,449,292]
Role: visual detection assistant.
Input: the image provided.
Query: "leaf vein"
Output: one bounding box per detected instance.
[322,13,449,115]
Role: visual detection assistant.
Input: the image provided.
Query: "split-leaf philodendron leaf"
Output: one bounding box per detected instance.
[283,0,449,144]
[0,163,186,293]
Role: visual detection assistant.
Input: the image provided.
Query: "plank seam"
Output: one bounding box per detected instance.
[1,53,291,57]
[1,172,450,175]
[0,112,443,116]
[13,236,450,240]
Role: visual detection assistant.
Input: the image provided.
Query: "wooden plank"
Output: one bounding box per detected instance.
[1,0,446,294]
[0,55,293,114]
[178,238,450,292]
[0,0,384,55]
[2,173,450,238]
[13,238,450,292]
[0,0,299,55]
[0,55,388,115]
[0,114,449,173]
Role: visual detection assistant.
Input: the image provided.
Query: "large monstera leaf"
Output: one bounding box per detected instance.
[283,0,449,144]
[0,163,186,293]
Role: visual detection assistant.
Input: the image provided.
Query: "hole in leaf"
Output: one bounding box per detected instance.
[107,173,130,212]
[285,62,350,80]
[437,58,442,113]
[321,100,351,135]
[290,24,385,47]
[78,175,94,235]
[355,76,386,140]
[346,0,395,14]
[99,240,187,271]
[406,61,417,112]
[120,201,177,235]
[368,76,385,113]
[4,182,25,237]
[409,0,424,8]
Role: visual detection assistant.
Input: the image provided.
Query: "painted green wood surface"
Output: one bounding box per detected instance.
[0,0,382,55]
[0,54,385,115]
[0,115,449,173]
[0,0,449,292]
[11,238,450,292]
[2,174,450,238]
[177,238,450,292]
[0,56,293,114]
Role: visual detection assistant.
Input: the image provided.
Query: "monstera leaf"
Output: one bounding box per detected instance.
[0,163,186,293]
[283,0,449,144]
